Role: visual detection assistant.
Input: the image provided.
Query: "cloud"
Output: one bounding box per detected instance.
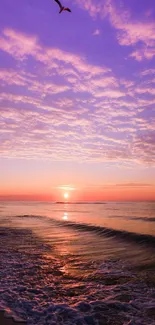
[0,68,70,96]
[72,0,103,18]
[141,69,155,76]
[135,86,155,95]
[92,29,100,36]
[1,100,154,164]
[0,29,154,165]
[0,28,125,100]
[72,0,155,61]
[106,1,155,61]
[0,28,127,103]
[115,183,153,187]
[0,69,26,86]
[57,185,76,191]
[130,46,155,61]
[0,28,109,76]
[131,131,155,164]
[76,182,155,190]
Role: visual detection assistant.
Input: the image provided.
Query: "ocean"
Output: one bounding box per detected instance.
[0,201,155,324]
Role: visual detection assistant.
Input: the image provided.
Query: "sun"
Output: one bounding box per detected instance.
[64,192,69,199]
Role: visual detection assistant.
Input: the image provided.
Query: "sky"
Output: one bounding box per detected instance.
[0,0,155,201]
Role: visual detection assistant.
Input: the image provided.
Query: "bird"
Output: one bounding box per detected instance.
[54,0,71,13]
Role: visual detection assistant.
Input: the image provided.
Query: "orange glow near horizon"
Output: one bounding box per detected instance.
[0,183,155,201]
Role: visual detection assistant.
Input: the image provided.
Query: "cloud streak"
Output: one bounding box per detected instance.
[0,28,154,166]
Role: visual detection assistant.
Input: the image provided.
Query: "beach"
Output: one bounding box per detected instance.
[0,201,155,325]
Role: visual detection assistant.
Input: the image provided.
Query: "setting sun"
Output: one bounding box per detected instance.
[64,192,69,199]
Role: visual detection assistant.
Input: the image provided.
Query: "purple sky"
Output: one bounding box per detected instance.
[0,0,155,200]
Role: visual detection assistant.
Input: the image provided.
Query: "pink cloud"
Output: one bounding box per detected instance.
[1,98,154,164]
[131,131,155,164]
[106,1,155,60]
[73,0,103,18]
[72,0,155,61]
[135,86,155,95]
[92,29,100,36]
[0,28,109,77]
[0,28,154,166]
[130,46,155,61]
[141,69,155,76]
[0,29,39,59]
[0,68,26,86]
[0,28,125,100]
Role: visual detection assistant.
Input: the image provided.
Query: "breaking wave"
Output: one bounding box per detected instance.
[15,214,155,248]
[0,226,155,325]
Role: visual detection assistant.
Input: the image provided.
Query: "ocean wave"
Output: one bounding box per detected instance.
[13,214,155,247]
[108,215,155,222]
[129,216,155,222]
[54,219,155,248]
[0,227,155,325]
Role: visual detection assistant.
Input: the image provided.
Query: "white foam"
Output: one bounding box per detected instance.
[0,226,155,325]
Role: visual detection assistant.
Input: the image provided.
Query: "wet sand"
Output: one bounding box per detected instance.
[0,312,26,325]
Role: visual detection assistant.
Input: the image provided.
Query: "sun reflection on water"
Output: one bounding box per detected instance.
[62,212,68,221]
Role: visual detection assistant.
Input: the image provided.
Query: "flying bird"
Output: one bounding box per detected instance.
[54,0,71,13]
